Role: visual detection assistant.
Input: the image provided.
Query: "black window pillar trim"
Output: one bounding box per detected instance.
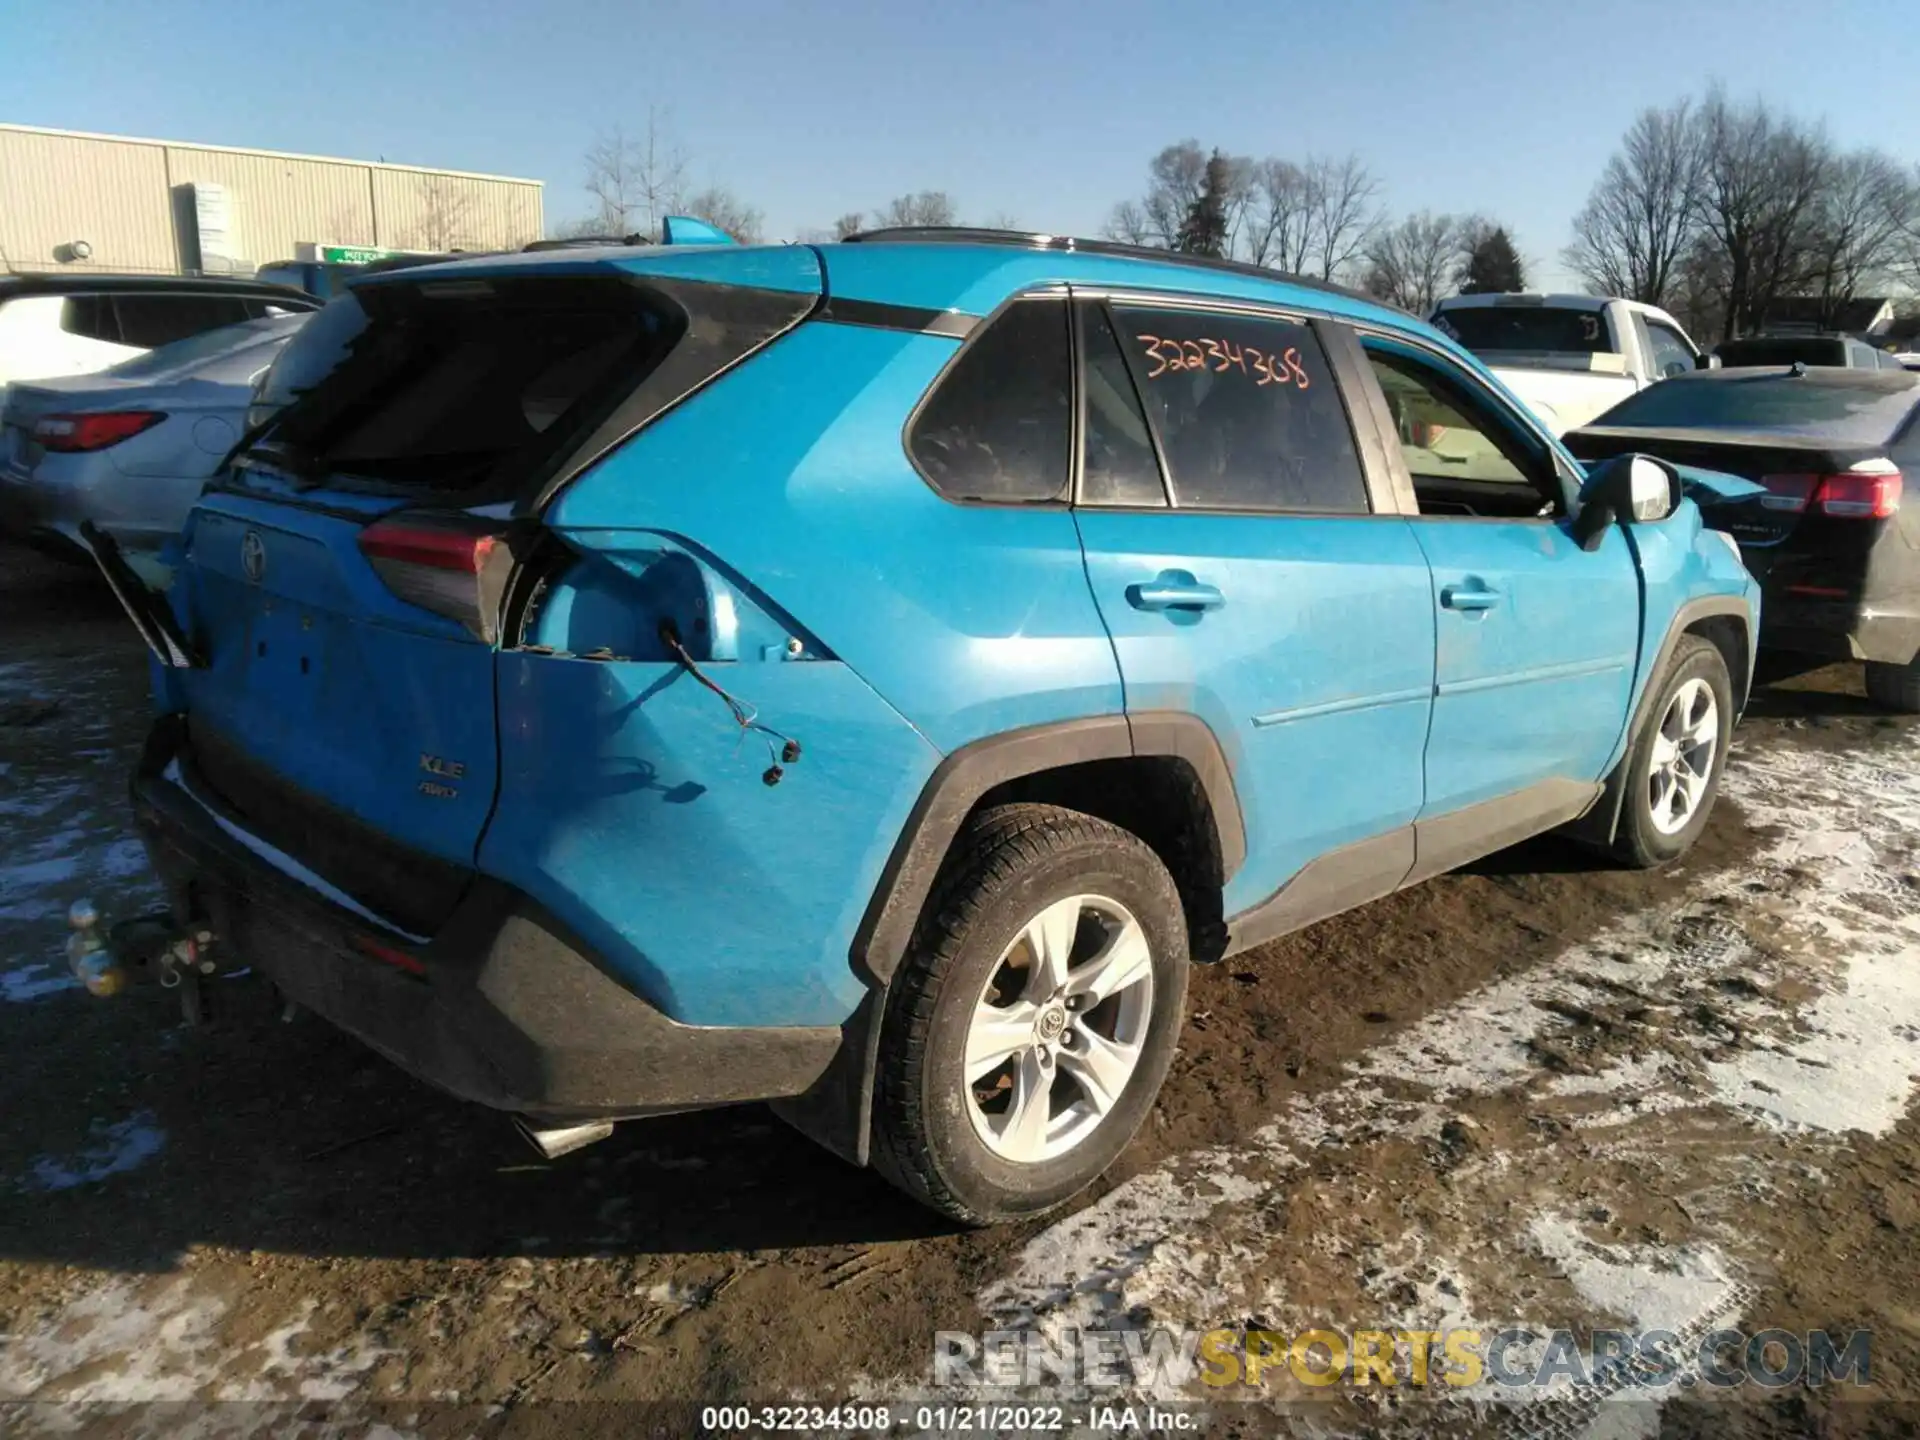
[1091,293,1181,509]
[520,274,824,517]
[1315,318,1408,516]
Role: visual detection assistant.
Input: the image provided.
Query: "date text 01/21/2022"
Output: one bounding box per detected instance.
[699,1406,1198,1433]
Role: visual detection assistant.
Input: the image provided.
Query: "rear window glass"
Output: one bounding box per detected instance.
[113,294,256,349]
[1432,305,1615,354]
[1714,338,1847,367]
[60,295,122,344]
[1590,372,1920,443]
[105,315,304,380]
[256,278,686,496]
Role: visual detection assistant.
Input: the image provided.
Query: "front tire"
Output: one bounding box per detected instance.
[870,804,1188,1225]
[1612,634,1734,869]
[1864,657,1920,713]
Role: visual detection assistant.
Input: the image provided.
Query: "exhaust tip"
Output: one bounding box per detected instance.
[513,1116,615,1161]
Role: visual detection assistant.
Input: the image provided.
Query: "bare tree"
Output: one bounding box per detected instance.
[409,175,476,251]
[681,186,764,243]
[1104,199,1154,246]
[1241,159,1314,270]
[875,192,958,228]
[1563,99,1702,305]
[1108,141,1216,249]
[1692,88,1830,340]
[982,211,1025,232]
[1304,153,1380,281]
[583,129,645,235]
[1108,143,1371,276]
[550,213,618,240]
[1362,211,1467,313]
[831,212,866,240]
[1807,149,1918,320]
[582,109,688,238]
[1901,163,1920,290]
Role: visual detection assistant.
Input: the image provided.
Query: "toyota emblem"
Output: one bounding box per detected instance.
[241,530,266,584]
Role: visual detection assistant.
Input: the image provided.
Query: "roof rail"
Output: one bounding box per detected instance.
[842,226,1402,314]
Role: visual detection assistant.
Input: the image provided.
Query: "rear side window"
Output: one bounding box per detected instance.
[1592,372,1920,442]
[265,278,684,495]
[112,294,254,348]
[1112,304,1367,513]
[909,298,1071,503]
[60,295,122,344]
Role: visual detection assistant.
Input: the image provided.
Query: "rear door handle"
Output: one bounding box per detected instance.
[1127,576,1225,613]
[1440,582,1502,612]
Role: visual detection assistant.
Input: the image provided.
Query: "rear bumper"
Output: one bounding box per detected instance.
[129,719,843,1123]
[1759,592,1920,666]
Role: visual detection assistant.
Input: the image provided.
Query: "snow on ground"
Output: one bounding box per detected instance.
[955,728,1920,1424]
[18,1112,167,1194]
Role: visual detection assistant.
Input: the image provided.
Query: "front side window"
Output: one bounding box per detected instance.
[1110,304,1367,513]
[1644,321,1697,379]
[908,297,1071,504]
[1365,345,1562,518]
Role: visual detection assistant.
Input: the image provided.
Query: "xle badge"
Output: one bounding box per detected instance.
[418,753,465,799]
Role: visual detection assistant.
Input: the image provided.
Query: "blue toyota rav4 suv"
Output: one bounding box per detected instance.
[89,226,1758,1223]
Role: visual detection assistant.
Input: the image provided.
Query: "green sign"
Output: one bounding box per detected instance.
[318,245,400,265]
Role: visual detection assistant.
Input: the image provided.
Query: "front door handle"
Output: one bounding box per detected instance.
[1128,574,1225,613]
[1440,582,1502,612]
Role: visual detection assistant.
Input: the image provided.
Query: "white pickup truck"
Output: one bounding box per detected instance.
[1429,293,1711,436]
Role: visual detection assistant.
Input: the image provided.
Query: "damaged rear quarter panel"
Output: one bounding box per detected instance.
[481,646,938,1029]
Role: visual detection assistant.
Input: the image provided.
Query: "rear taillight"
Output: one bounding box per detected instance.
[357,512,514,641]
[33,411,165,452]
[1760,466,1902,520]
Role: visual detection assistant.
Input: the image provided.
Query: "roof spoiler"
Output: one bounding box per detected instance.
[659,216,736,246]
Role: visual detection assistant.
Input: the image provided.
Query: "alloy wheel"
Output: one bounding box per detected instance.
[1648,677,1719,835]
[963,893,1155,1164]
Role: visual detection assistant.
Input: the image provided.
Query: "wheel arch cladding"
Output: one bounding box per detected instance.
[849,712,1245,990]
[1686,612,1752,716]
[777,714,1239,1169]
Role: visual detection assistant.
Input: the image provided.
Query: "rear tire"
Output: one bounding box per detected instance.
[870,804,1188,1225]
[1611,634,1734,869]
[1864,658,1920,713]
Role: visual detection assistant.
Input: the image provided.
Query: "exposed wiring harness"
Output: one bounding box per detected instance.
[658,620,803,785]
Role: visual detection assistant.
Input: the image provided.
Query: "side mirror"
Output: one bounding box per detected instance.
[1698,352,1722,370]
[1572,454,1680,551]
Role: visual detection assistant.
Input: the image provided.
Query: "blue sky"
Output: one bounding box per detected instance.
[6,0,1918,288]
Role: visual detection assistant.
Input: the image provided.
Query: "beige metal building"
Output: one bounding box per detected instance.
[1,123,544,277]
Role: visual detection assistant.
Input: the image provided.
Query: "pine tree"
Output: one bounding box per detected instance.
[1176,151,1234,257]
[1459,226,1527,293]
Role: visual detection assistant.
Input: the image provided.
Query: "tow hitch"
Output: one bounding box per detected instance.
[67,897,221,1023]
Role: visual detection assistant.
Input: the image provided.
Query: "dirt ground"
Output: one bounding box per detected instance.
[4,538,1920,1439]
